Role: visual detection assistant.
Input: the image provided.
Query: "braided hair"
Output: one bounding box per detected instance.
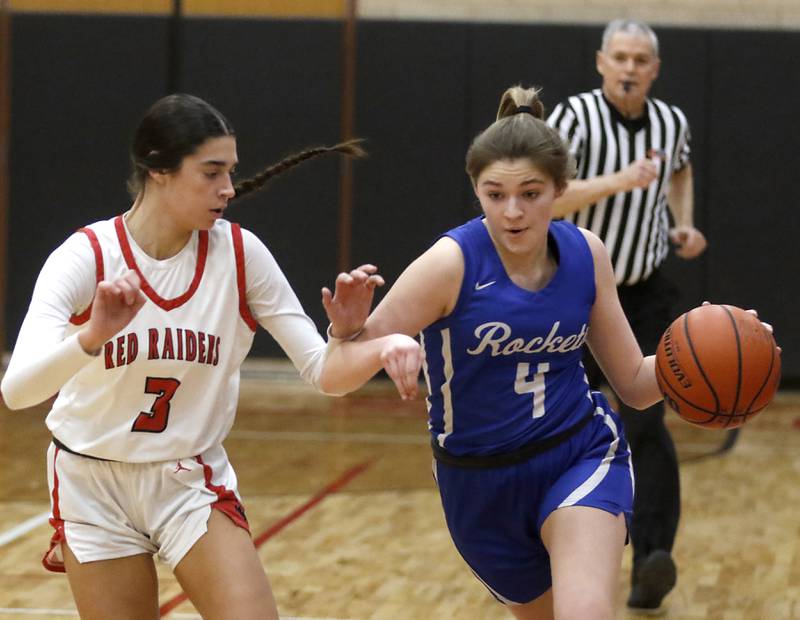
[129,94,366,201]
[233,139,366,200]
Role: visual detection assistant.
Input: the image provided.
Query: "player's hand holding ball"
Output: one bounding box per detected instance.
[655,303,781,428]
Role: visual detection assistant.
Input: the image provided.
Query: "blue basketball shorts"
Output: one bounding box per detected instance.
[433,395,633,605]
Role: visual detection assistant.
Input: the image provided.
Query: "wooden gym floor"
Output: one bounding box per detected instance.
[0,359,798,619]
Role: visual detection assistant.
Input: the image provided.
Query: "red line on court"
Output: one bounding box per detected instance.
[158,459,374,617]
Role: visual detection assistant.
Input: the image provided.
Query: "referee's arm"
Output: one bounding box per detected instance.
[551,157,660,218]
[666,163,694,227]
[667,163,707,258]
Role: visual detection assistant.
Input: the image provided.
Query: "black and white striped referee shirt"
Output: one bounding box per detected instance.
[547,89,691,286]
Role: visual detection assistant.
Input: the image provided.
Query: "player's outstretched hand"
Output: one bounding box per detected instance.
[379,334,424,401]
[79,270,146,355]
[322,264,385,339]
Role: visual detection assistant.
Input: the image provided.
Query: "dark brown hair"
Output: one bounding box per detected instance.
[465,85,574,190]
[232,140,365,200]
[128,94,233,198]
[128,93,365,200]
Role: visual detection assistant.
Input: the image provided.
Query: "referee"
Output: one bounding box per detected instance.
[547,19,707,614]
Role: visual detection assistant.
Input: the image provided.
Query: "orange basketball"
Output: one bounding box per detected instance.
[655,304,781,429]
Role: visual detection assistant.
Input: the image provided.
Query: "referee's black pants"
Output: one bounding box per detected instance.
[584,269,681,582]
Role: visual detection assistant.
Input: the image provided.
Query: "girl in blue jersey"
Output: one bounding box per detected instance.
[320,85,667,620]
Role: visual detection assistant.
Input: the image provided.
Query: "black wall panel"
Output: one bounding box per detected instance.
[467,23,595,131]
[179,18,343,355]
[351,20,471,296]
[705,31,800,377]
[6,16,800,380]
[8,14,168,345]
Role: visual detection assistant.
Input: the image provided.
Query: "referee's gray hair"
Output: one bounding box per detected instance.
[601,19,659,57]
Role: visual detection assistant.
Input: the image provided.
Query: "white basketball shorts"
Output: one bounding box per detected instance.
[43,441,249,572]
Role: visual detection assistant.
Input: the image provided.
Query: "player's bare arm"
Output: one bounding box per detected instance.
[318,238,463,399]
[582,229,661,409]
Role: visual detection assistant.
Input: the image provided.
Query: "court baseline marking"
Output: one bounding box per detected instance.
[0,511,50,547]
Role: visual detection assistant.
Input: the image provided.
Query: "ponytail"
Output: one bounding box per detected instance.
[233,139,366,200]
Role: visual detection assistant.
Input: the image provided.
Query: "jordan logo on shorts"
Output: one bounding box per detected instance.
[173,460,191,473]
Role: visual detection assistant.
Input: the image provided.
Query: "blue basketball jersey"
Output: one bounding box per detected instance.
[422,217,597,456]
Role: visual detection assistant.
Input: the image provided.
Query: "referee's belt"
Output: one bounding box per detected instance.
[431,411,594,469]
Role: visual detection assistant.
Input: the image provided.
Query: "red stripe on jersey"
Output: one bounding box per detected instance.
[231,223,257,331]
[69,227,105,325]
[195,454,250,532]
[42,446,66,573]
[50,446,61,521]
[114,215,208,310]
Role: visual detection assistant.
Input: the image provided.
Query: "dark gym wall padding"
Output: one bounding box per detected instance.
[7,15,800,379]
[466,23,595,134]
[350,20,472,290]
[8,13,168,347]
[704,30,800,376]
[179,18,343,356]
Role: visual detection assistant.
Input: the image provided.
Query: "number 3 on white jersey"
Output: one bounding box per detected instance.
[514,362,549,418]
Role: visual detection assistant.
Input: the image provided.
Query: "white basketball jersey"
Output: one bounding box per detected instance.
[47,215,257,461]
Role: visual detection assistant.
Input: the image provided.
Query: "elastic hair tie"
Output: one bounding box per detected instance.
[515,105,535,116]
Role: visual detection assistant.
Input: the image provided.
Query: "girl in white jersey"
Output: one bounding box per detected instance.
[1,94,386,620]
[317,86,776,620]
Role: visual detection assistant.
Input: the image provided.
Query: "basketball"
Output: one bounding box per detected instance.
[655,304,781,429]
